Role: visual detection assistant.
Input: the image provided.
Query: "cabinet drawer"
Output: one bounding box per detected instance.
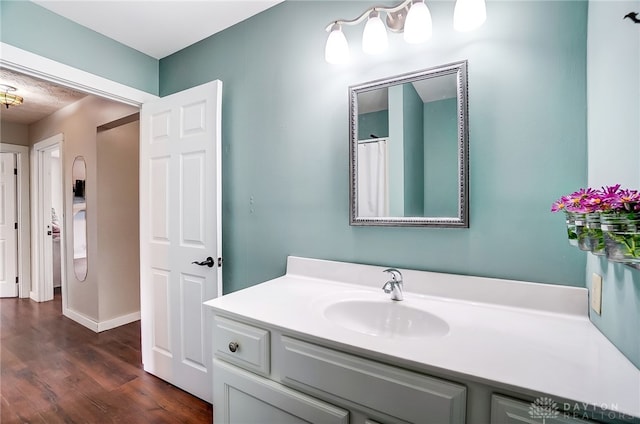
[213,315,270,375]
[214,359,349,424]
[279,336,466,424]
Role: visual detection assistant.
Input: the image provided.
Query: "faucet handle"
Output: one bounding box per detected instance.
[382,281,393,293]
[383,268,403,282]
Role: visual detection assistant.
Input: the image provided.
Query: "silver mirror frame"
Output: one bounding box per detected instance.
[349,60,469,227]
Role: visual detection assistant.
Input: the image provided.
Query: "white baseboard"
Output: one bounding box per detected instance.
[97,311,141,332]
[63,307,140,333]
[63,307,98,332]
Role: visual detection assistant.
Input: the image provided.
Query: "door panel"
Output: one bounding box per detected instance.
[150,157,170,241]
[0,153,18,298]
[152,269,171,356]
[140,80,222,402]
[180,273,206,369]
[180,152,206,245]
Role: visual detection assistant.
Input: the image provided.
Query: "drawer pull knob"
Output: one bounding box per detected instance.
[228,342,239,353]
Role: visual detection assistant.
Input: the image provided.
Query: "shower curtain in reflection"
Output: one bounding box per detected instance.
[357,139,389,217]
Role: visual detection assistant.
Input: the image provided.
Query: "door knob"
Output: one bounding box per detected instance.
[192,256,214,268]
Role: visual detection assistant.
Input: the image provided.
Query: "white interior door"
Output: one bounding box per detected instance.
[140,80,223,403]
[0,153,18,298]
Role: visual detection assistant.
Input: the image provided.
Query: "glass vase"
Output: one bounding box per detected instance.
[601,212,640,264]
[565,212,581,247]
[578,213,605,256]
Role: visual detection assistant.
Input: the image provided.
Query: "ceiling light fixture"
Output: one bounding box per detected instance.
[325,23,350,64]
[362,10,389,55]
[324,0,486,64]
[453,0,487,32]
[0,85,24,109]
[404,0,433,44]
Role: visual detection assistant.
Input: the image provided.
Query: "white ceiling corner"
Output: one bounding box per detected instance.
[31,0,285,59]
[0,1,284,124]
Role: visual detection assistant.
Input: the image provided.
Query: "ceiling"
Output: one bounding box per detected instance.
[32,0,285,59]
[359,75,458,114]
[1,1,284,125]
[0,68,87,125]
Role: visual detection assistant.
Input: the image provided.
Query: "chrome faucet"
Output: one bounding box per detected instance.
[382,268,403,301]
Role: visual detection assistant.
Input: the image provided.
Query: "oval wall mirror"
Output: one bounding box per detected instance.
[72,156,87,281]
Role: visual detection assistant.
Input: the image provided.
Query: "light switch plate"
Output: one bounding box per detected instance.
[591,273,602,315]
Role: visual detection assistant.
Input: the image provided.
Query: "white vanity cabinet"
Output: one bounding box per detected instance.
[205,257,640,424]
[212,314,467,424]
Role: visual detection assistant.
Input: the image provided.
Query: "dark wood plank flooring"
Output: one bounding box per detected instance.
[0,290,213,423]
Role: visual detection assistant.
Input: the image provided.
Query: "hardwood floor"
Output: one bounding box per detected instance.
[0,290,213,423]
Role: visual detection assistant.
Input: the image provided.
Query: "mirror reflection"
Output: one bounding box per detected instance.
[72,156,87,281]
[350,61,468,227]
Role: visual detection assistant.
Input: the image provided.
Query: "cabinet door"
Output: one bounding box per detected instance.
[214,359,349,424]
[491,395,597,424]
[279,336,466,424]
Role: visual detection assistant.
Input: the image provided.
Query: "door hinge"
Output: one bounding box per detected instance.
[218,257,223,267]
[14,222,18,230]
[14,168,17,175]
[15,276,18,284]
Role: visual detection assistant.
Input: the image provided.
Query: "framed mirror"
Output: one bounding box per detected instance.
[72,156,87,281]
[349,60,469,227]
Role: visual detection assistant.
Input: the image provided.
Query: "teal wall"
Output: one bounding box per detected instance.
[0,0,158,95]
[160,0,588,293]
[388,85,405,216]
[358,110,389,140]
[586,1,640,369]
[402,84,424,216]
[424,98,458,216]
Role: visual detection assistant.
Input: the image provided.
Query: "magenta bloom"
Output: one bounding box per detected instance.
[564,188,596,213]
[552,185,640,214]
[551,197,568,212]
[616,189,640,211]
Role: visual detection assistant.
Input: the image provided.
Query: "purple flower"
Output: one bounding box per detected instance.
[552,185,640,214]
[614,189,640,212]
[551,197,568,212]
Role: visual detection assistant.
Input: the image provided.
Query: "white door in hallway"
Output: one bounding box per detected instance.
[140,81,223,403]
[0,153,18,298]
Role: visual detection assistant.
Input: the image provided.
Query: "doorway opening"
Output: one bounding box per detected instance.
[31,134,66,304]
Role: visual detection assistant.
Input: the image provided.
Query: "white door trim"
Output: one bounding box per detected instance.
[0,42,157,107]
[1,43,159,307]
[0,144,31,298]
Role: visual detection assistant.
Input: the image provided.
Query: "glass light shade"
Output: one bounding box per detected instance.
[404,1,432,44]
[325,24,350,64]
[454,0,487,32]
[0,93,23,108]
[362,11,388,55]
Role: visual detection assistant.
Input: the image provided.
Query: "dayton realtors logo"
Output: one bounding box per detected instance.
[528,397,560,423]
[528,396,635,422]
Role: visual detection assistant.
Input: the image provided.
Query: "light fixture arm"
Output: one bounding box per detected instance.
[324,0,414,32]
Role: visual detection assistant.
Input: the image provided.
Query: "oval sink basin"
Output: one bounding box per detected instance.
[323,299,449,338]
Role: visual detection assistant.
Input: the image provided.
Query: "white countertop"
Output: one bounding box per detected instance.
[205,256,640,418]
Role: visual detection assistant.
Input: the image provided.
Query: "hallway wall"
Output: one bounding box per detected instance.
[29,96,137,323]
[1,122,29,146]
